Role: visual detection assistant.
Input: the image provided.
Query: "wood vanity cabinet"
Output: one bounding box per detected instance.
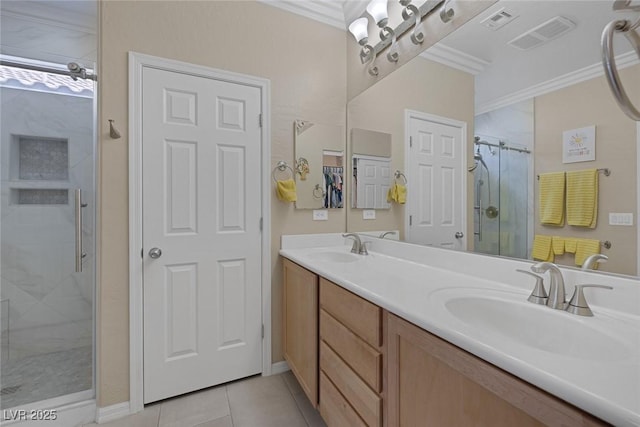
[386,313,608,427]
[282,259,319,406]
[319,278,384,427]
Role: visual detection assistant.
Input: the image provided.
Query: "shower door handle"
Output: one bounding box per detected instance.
[75,189,87,273]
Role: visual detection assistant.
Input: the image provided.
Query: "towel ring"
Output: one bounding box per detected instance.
[602,18,640,120]
[313,184,326,199]
[394,170,407,184]
[272,161,294,183]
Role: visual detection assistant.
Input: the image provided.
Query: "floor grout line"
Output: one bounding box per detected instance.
[224,385,234,427]
[280,373,311,427]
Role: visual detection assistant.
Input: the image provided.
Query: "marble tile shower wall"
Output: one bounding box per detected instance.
[1,87,94,362]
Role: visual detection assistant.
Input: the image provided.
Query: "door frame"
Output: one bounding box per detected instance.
[404,109,468,249]
[128,52,271,413]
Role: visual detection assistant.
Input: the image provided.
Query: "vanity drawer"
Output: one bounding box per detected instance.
[320,341,382,427]
[320,278,382,348]
[319,371,367,427]
[320,309,382,392]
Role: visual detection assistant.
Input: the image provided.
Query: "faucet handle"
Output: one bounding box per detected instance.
[361,241,371,255]
[516,269,548,305]
[566,284,613,316]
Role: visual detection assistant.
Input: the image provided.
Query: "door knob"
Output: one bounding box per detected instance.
[455,232,464,239]
[149,247,162,259]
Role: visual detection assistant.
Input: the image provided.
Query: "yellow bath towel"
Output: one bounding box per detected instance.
[551,236,565,255]
[539,172,565,226]
[532,235,554,262]
[387,185,397,203]
[575,238,601,267]
[276,179,297,202]
[566,169,598,228]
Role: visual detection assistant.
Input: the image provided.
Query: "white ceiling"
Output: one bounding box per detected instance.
[1,0,638,109]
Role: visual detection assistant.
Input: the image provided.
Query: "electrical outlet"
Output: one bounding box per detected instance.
[609,213,634,226]
[313,210,328,221]
[363,209,376,220]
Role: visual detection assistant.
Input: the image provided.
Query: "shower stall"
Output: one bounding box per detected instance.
[471,135,531,259]
[0,60,96,414]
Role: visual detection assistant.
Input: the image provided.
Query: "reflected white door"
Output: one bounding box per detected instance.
[355,157,391,209]
[142,67,263,403]
[406,112,466,250]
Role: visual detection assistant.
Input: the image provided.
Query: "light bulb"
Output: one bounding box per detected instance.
[366,0,389,28]
[348,17,369,45]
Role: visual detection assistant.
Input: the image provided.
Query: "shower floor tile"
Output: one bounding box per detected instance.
[0,345,92,410]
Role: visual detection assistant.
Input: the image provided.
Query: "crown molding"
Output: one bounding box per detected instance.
[419,43,490,75]
[258,0,347,30]
[476,50,640,115]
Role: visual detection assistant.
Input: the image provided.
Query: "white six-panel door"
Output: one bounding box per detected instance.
[142,67,263,403]
[406,112,466,250]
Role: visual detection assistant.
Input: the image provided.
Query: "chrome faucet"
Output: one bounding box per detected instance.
[379,231,397,239]
[531,262,566,309]
[342,233,368,255]
[582,254,608,270]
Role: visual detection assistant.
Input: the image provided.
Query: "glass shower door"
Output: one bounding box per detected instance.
[0,73,95,410]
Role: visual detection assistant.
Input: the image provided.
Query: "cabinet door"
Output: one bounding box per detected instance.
[283,259,318,406]
[386,314,607,427]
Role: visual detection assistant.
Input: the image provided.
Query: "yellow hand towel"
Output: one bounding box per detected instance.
[387,184,397,203]
[276,179,297,202]
[396,184,407,204]
[564,237,578,253]
[539,172,565,226]
[532,235,554,262]
[551,236,565,255]
[575,238,601,267]
[566,169,598,228]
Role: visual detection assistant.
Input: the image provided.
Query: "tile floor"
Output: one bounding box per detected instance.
[83,372,326,427]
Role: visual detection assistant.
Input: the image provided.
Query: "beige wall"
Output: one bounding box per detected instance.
[534,64,640,276]
[98,0,346,407]
[346,57,475,240]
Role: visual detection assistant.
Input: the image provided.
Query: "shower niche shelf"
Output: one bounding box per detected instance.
[8,135,71,205]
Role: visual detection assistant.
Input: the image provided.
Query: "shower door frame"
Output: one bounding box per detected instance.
[0,60,98,425]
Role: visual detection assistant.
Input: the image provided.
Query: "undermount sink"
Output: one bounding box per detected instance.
[311,251,360,263]
[432,288,635,362]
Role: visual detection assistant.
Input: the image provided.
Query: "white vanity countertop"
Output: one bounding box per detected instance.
[280,234,640,427]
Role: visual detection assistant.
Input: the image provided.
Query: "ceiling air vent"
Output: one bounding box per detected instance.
[480,8,519,30]
[508,16,576,51]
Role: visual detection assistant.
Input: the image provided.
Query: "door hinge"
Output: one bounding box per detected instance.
[260,217,264,231]
[409,136,413,148]
[262,324,264,339]
[141,248,144,258]
[409,215,413,226]
[258,113,263,128]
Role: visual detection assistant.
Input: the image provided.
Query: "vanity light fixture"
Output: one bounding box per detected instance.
[366,0,389,28]
[349,0,448,74]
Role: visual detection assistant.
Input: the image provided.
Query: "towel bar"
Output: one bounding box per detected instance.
[537,168,610,180]
[601,240,612,250]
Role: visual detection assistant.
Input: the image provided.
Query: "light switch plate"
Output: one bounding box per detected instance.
[313,210,328,221]
[609,213,634,226]
[363,209,376,220]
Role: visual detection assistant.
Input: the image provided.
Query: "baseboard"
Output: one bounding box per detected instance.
[270,360,290,375]
[95,401,130,424]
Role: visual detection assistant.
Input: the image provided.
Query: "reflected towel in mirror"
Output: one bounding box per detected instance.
[539,172,565,226]
[566,169,598,228]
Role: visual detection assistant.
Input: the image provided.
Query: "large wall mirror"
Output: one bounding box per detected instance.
[346,0,640,277]
[294,120,345,209]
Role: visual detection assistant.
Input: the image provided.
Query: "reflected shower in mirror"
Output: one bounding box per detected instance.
[293,120,344,209]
